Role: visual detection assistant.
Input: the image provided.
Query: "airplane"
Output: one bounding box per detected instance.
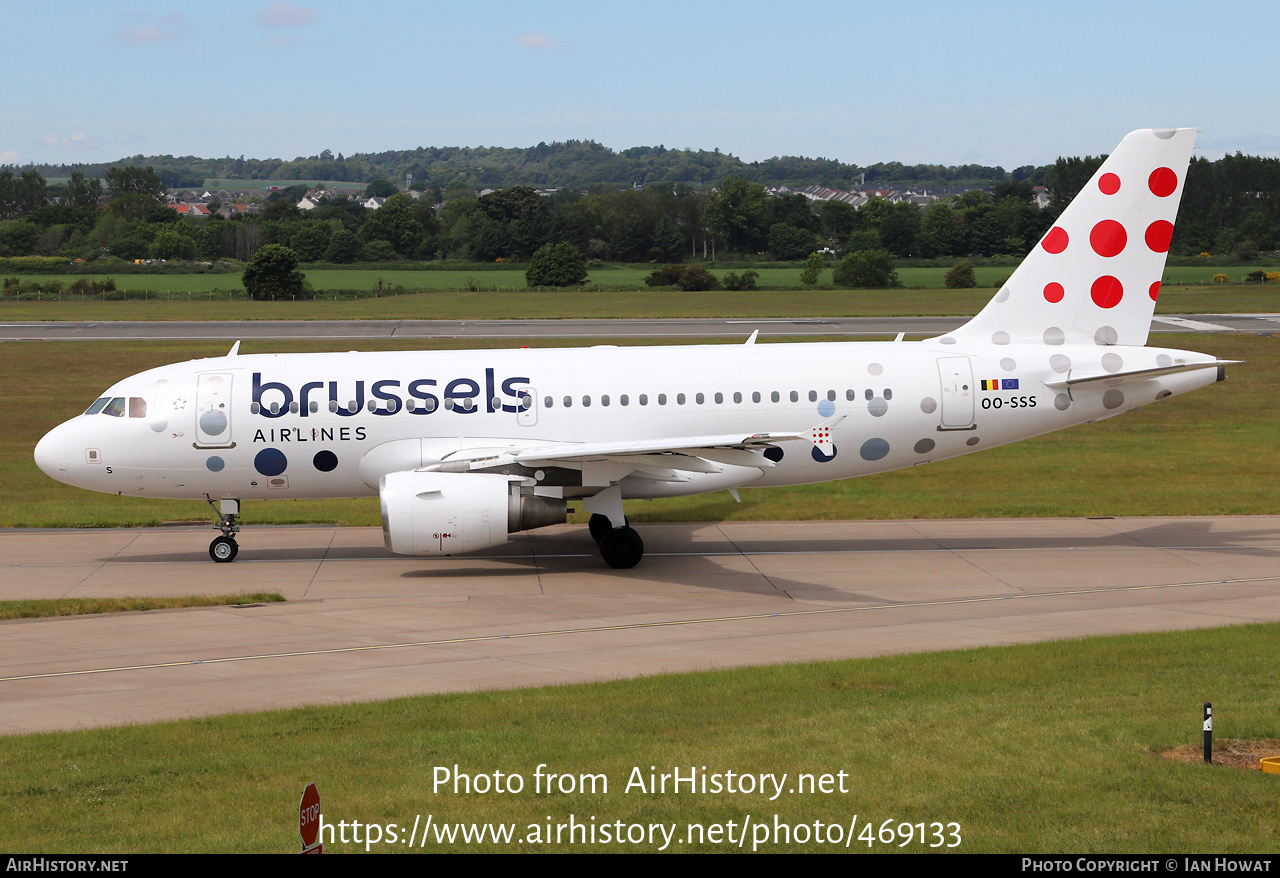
[34,128,1232,569]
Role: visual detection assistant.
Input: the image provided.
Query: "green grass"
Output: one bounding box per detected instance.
[1,623,1277,852]
[2,280,1278,321]
[3,333,1276,529]
[0,593,285,620]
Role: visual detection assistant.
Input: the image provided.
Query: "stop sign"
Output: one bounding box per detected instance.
[299,782,321,849]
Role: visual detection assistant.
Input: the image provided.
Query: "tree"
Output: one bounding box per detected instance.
[944,260,977,289]
[105,166,166,220]
[705,176,767,253]
[526,242,587,287]
[357,193,424,256]
[242,244,309,299]
[832,250,898,288]
[364,178,397,198]
[799,251,824,286]
[768,223,818,261]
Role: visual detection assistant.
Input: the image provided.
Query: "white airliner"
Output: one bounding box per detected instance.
[35,128,1230,568]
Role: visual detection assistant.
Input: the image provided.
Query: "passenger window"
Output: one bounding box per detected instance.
[290,401,300,414]
[676,393,685,405]
[85,397,109,415]
[444,399,455,410]
[601,395,610,406]
[658,393,667,405]
[583,395,591,407]
[714,392,723,404]
[865,389,873,400]
[695,392,704,404]
[733,392,742,404]
[846,389,855,401]
[564,396,573,408]
[309,401,318,413]
[752,391,761,403]
[808,390,818,402]
[639,394,648,406]
[884,388,893,400]
[128,397,147,418]
[789,391,798,403]
[827,390,836,401]
[771,391,780,403]
[544,396,553,408]
[620,394,629,406]
[329,400,339,413]
[102,397,125,417]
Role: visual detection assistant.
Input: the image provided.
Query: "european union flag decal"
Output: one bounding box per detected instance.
[1003,379,1019,390]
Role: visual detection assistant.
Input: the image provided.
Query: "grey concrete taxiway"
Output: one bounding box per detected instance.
[1,516,1278,735]
[2,313,1278,342]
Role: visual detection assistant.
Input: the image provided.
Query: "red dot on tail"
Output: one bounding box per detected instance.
[1041,226,1069,254]
[1091,276,1124,308]
[1090,220,1127,257]
[1099,173,1121,195]
[1044,282,1065,303]
[1149,281,1160,301]
[1145,220,1174,252]
[1149,167,1178,197]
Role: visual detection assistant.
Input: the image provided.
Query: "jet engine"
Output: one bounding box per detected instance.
[379,471,566,555]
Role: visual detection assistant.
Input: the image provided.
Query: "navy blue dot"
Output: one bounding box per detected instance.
[205,456,224,472]
[763,446,784,463]
[860,438,890,461]
[254,448,287,476]
[811,445,838,463]
[313,450,338,472]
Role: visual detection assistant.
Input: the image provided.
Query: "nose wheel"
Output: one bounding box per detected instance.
[206,497,241,563]
[210,535,239,563]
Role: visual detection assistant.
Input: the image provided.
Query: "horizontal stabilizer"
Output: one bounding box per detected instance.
[1043,359,1238,389]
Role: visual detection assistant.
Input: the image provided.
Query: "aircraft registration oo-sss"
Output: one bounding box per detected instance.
[35,129,1232,569]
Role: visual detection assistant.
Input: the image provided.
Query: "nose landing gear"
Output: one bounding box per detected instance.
[206,497,241,563]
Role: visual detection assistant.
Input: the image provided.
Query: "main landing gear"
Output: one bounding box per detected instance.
[206,497,241,563]
[588,513,644,569]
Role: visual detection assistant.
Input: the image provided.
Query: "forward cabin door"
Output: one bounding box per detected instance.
[195,372,235,447]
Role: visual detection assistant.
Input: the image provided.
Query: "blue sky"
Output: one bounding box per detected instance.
[7,0,1278,172]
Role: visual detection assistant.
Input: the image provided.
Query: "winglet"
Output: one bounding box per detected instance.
[227,340,241,357]
[745,330,759,345]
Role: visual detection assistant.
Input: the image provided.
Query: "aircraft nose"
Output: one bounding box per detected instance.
[34,424,69,483]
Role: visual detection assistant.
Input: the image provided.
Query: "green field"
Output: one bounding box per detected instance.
[3,333,1276,529]
[2,623,1276,852]
[1,281,1277,322]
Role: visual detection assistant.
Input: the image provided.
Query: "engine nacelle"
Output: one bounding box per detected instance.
[379,471,566,556]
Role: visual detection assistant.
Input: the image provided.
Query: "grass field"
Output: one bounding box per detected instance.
[3,333,1276,529]
[1,282,1277,322]
[1,623,1277,852]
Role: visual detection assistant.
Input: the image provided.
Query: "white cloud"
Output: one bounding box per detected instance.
[42,133,105,150]
[256,2,321,28]
[0,150,19,164]
[115,12,190,43]
[518,31,567,49]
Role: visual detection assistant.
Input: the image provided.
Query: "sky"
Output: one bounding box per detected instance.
[6,0,1279,173]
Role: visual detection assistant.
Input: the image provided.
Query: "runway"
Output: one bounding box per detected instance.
[2,516,1278,736]
[1,313,1277,341]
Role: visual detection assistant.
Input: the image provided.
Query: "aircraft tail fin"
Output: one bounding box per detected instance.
[937,128,1196,349]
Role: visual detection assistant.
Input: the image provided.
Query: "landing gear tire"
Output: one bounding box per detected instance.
[210,536,239,563]
[599,526,644,569]
[588,513,613,543]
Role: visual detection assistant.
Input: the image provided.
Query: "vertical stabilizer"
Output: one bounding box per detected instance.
[939,128,1196,348]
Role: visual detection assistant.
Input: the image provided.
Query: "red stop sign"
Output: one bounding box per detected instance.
[299,782,321,849]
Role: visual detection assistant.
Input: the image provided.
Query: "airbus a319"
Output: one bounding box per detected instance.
[34,128,1230,569]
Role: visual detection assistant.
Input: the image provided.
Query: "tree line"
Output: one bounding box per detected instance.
[1,152,1278,266]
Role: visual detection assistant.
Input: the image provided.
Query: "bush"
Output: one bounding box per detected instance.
[645,264,719,291]
[799,252,824,286]
[832,250,898,288]
[944,260,977,289]
[721,269,759,292]
[526,242,588,287]
[242,244,310,300]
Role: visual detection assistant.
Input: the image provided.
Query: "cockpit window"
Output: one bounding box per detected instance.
[84,398,110,415]
[129,397,147,418]
[101,397,126,417]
